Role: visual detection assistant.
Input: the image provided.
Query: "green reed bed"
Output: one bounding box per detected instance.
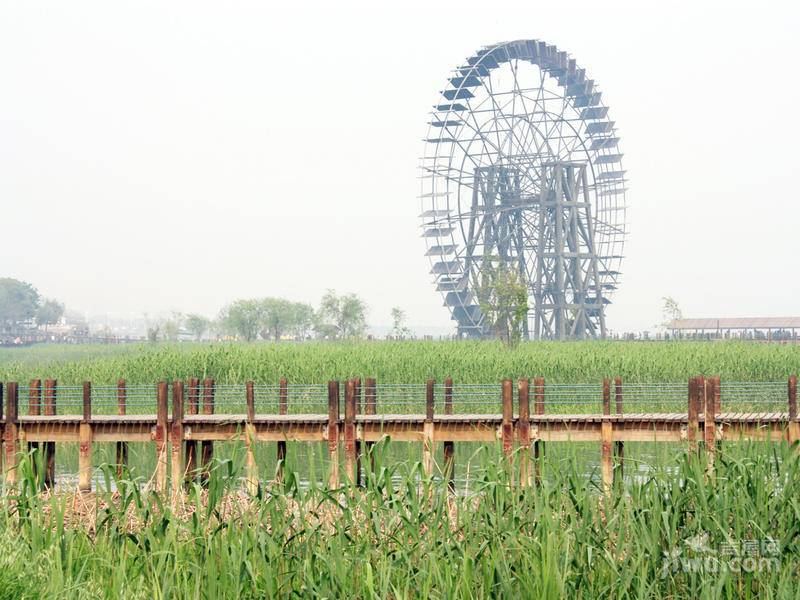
[0,340,798,385]
[1,440,799,598]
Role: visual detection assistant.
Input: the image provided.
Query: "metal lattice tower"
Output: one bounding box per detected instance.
[532,162,606,340]
[420,39,627,340]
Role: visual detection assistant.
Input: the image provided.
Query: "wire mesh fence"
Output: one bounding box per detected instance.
[4,380,795,418]
[720,381,790,413]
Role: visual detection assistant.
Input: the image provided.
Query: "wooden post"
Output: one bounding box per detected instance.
[501,379,514,459]
[185,378,199,483]
[277,377,288,483]
[116,379,128,478]
[423,379,434,477]
[354,378,362,487]
[704,377,716,471]
[170,381,184,497]
[517,378,531,487]
[43,379,57,488]
[78,381,93,493]
[245,380,258,494]
[613,376,624,485]
[365,377,376,474]
[28,379,41,484]
[200,378,215,485]
[687,377,699,453]
[327,381,340,488]
[533,377,545,486]
[344,379,356,484]
[713,375,722,453]
[4,383,18,486]
[155,381,168,493]
[789,375,799,443]
[601,378,613,493]
[0,383,3,474]
[443,377,454,492]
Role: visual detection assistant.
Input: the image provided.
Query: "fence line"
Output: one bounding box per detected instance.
[0,375,797,496]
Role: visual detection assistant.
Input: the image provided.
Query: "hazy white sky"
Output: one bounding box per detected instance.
[1,0,798,333]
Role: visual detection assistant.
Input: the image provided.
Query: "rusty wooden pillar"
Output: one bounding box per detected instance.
[78,381,93,493]
[343,379,356,484]
[533,377,545,486]
[789,375,799,443]
[155,381,168,494]
[354,378,362,487]
[501,379,514,469]
[200,378,215,485]
[423,379,434,477]
[43,379,57,488]
[185,378,199,483]
[277,378,288,483]
[0,383,3,474]
[613,376,624,485]
[443,377,454,492]
[327,381,340,488]
[170,380,184,497]
[27,379,41,484]
[601,378,613,494]
[4,382,18,486]
[713,375,722,453]
[245,380,258,494]
[517,378,531,488]
[116,379,128,478]
[364,377,376,474]
[688,377,699,453]
[704,377,717,472]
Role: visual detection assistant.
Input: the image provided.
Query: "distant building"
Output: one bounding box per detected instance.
[667,317,800,341]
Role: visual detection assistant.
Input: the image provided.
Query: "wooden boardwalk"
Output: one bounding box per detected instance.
[1,375,797,494]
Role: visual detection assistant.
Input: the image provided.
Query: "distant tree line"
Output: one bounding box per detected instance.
[215,290,367,342]
[0,278,66,332]
[1,276,416,343]
[143,290,373,342]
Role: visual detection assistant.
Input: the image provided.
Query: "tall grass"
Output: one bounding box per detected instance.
[0,440,798,598]
[1,340,798,384]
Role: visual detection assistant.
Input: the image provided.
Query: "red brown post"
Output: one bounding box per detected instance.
[354,378,362,486]
[0,383,3,473]
[116,379,128,477]
[155,381,168,493]
[4,382,19,485]
[601,378,613,492]
[443,377,455,492]
[533,377,545,485]
[517,378,531,487]
[27,379,41,482]
[789,375,798,443]
[688,377,699,453]
[327,381,340,488]
[28,379,41,416]
[343,379,356,484]
[364,377,377,474]
[423,379,435,476]
[245,380,258,493]
[43,379,56,487]
[200,378,215,485]
[277,378,288,478]
[713,375,722,452]
[501,379,514,458]
[704,377,717,470]
[78,382,93,492]
[171,380,185,496]
[246,380,256,423]
[185,378,199,483]
[613,376,624,484]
